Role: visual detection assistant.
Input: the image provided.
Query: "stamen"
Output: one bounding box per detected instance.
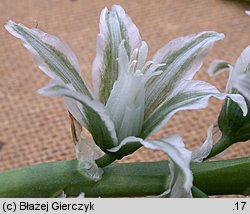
[146,63,166,75]
[130,48,139,62]
[141,61,153,73]
[129,60,138,73]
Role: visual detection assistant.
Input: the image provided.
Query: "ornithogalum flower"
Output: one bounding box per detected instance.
[208,46,250,100]
[208,46,250,145]
[5,5,247,197]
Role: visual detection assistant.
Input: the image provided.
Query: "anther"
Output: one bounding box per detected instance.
[130,48,139,62]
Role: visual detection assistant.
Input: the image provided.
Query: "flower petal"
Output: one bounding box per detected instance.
[38,81,118,151]
[231,46,250,100]
[5,21,92,98]
[64,97,87,127]
[145,31,224,119]
[215,47,250,143]
[207,60,231,77]
[107,136,144,153]
[143,135,193,198]
[191,123,214,162]
[233,74,250,100]
[106,41,145,141]
[141,80,247,138]
[208,47,250,101]
[233,46,250,75]
[92,5,141,104]
[108,135,193,198]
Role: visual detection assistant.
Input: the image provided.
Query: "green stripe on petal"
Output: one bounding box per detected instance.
[92,5,141,104]
[38,81,118,151]
[207,60,231,77]
[145,31,224,118]
[5,20,92,98]
[141,80,247,138]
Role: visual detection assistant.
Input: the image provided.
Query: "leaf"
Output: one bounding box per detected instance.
[5,21,92,98]
[38,81,118,151]
[92,5,141,104]
[141,80,247,138]
[145,31,224,119]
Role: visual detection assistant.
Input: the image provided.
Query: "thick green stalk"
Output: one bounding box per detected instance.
[191,186,208,198]
[0,157,249,197]
[96,154,117,167]
[206,134,234,159]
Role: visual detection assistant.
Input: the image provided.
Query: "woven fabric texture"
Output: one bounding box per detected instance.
[0,0,250,170]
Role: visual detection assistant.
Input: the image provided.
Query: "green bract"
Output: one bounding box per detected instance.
[5,5,247,197]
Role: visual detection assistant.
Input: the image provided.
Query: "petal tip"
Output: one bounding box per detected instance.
[4,20,15,31]
[218,33,225,40]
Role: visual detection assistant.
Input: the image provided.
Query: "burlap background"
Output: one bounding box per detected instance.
[0,0,250,171]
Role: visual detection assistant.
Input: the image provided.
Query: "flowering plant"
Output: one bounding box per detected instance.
[1,5,250,198]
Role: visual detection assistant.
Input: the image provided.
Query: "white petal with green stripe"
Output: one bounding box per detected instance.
[38,81,118,151]
[141,80,247,138]
[106,40,162,141]
[64,97,87,127]
[233,73,250,100]
[108,134,193,198]
[231,46,250,100]
[192,123,214,162]
[208,46,250,100]
[207,59,231,77]
[92,5,141,104]
[5,20,92,97]
[105,41,145,141]
[145,31,224,119]
[143,135,193,198]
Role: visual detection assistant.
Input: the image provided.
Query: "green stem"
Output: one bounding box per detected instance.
[96,142,143,167]
[191,186,208,198]
[206,134,233,159]
[0,157,249,197]
[96,154,116,168]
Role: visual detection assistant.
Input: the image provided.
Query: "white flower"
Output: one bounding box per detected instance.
[5,5,247,197]
[208,46,250,100]
[207,46,250,149]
